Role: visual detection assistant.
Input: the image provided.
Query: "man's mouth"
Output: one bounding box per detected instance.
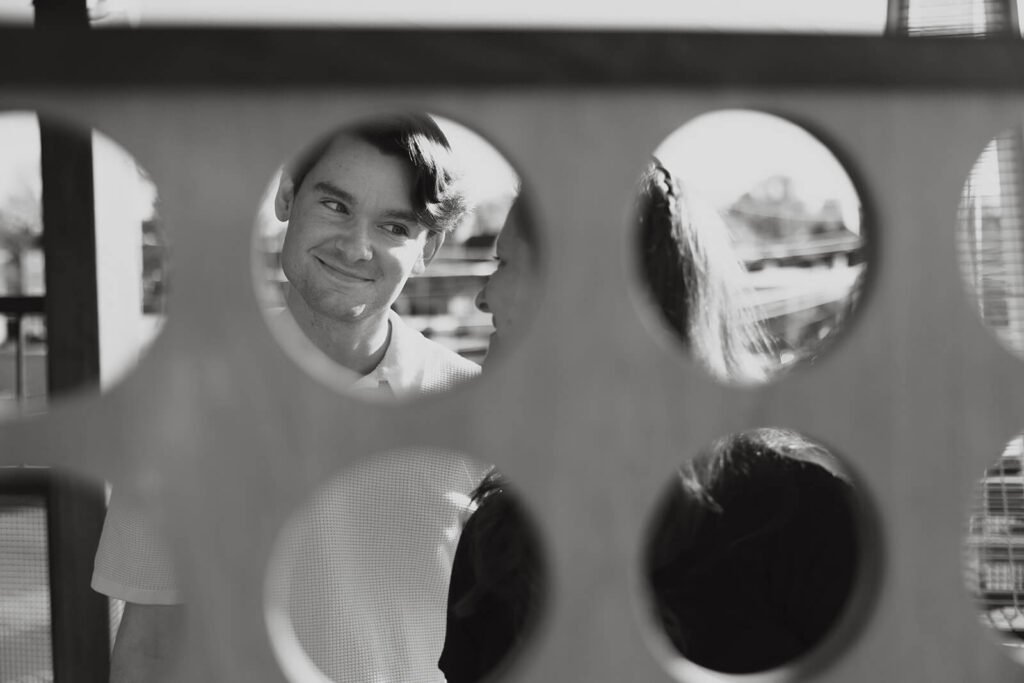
[315,256,372,283]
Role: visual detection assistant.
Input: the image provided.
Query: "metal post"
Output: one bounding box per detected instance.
[13,314,24,400]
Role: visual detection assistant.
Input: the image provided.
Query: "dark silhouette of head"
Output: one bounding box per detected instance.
[644,428,858,673]
[440,470,545,683]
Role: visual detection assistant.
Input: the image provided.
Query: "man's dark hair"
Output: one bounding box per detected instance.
[288,113,469,235]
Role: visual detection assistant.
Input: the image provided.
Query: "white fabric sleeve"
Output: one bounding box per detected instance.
[91,489,182,605]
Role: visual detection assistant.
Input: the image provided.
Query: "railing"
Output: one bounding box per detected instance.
[0,296,45,403]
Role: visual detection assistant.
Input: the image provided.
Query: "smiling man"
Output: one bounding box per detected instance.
[273,114,479,395]
[94,115,489,683]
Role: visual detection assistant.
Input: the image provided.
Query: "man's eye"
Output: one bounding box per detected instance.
[381,223,410,237]
[321,200,350,214]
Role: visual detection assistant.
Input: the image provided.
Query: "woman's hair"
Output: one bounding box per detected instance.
[440,469,545,683]
[645,428,858,673]
[637,161,772,383]
[288,112,469,235]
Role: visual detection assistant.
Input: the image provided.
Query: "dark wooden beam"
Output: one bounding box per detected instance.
[0,467,51,496]
[0,296,46,315]
[0,29,1023,89]
[29,5,109,679]
[37,117,110,683]
[38,119,100,396]
[46,470,110,683]
[32,0,88,28]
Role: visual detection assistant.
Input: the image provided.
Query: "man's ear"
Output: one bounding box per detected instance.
[413,231,445,275]
[275,173,296,222]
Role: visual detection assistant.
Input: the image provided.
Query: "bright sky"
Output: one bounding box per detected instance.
[0,0,889,32]
[435,116,519,208]
[0,111,157,228]
[0,112,41,219]
[654,110,862,234]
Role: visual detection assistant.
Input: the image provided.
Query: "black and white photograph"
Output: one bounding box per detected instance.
[3,2,1024,683]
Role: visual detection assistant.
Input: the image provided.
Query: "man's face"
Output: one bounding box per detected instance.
[475,217,535,362]
[277,135,440,324]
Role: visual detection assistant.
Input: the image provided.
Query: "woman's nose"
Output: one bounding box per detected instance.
[475,285,490,313]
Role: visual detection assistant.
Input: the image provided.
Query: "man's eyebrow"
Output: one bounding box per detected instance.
[312,181,356,203]
[380,208,420,223]
[312,181,419,223]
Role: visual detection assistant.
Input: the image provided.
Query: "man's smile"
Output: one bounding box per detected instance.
[314,255,374,284]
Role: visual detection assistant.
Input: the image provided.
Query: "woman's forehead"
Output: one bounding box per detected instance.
[496,220,529,257]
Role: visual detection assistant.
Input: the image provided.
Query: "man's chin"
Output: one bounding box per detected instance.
[330,304,371,322]
[309,299,372,324]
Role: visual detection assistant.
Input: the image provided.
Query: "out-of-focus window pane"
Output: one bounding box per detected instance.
[957,126,1024,357]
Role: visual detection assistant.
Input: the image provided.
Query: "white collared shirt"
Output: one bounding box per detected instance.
[268,307,477,399]
[349,310,434,396]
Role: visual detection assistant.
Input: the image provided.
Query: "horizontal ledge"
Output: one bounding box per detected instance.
[0,296,46,314]
[0,28,1023,89]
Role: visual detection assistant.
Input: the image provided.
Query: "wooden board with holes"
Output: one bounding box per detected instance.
[2,29,1024,683]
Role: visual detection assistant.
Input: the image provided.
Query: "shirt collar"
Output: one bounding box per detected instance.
[350,310,424,397]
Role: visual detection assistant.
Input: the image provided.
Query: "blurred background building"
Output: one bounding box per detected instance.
[888,0,1018,35]
[725,174,866,369]
[958,128,1024,355]
[966,435,1024,655]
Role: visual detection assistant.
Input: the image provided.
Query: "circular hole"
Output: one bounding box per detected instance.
[251,112,536,400]
[635,110,867,385]
[956,125,1024,359]
[0,110,168,419]
[640,428,862,677]
[963,433,1024,665]
[265,449,546,683]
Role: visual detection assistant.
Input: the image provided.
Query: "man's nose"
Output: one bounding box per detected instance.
[335,221,373,261]
[475,284,490,313]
